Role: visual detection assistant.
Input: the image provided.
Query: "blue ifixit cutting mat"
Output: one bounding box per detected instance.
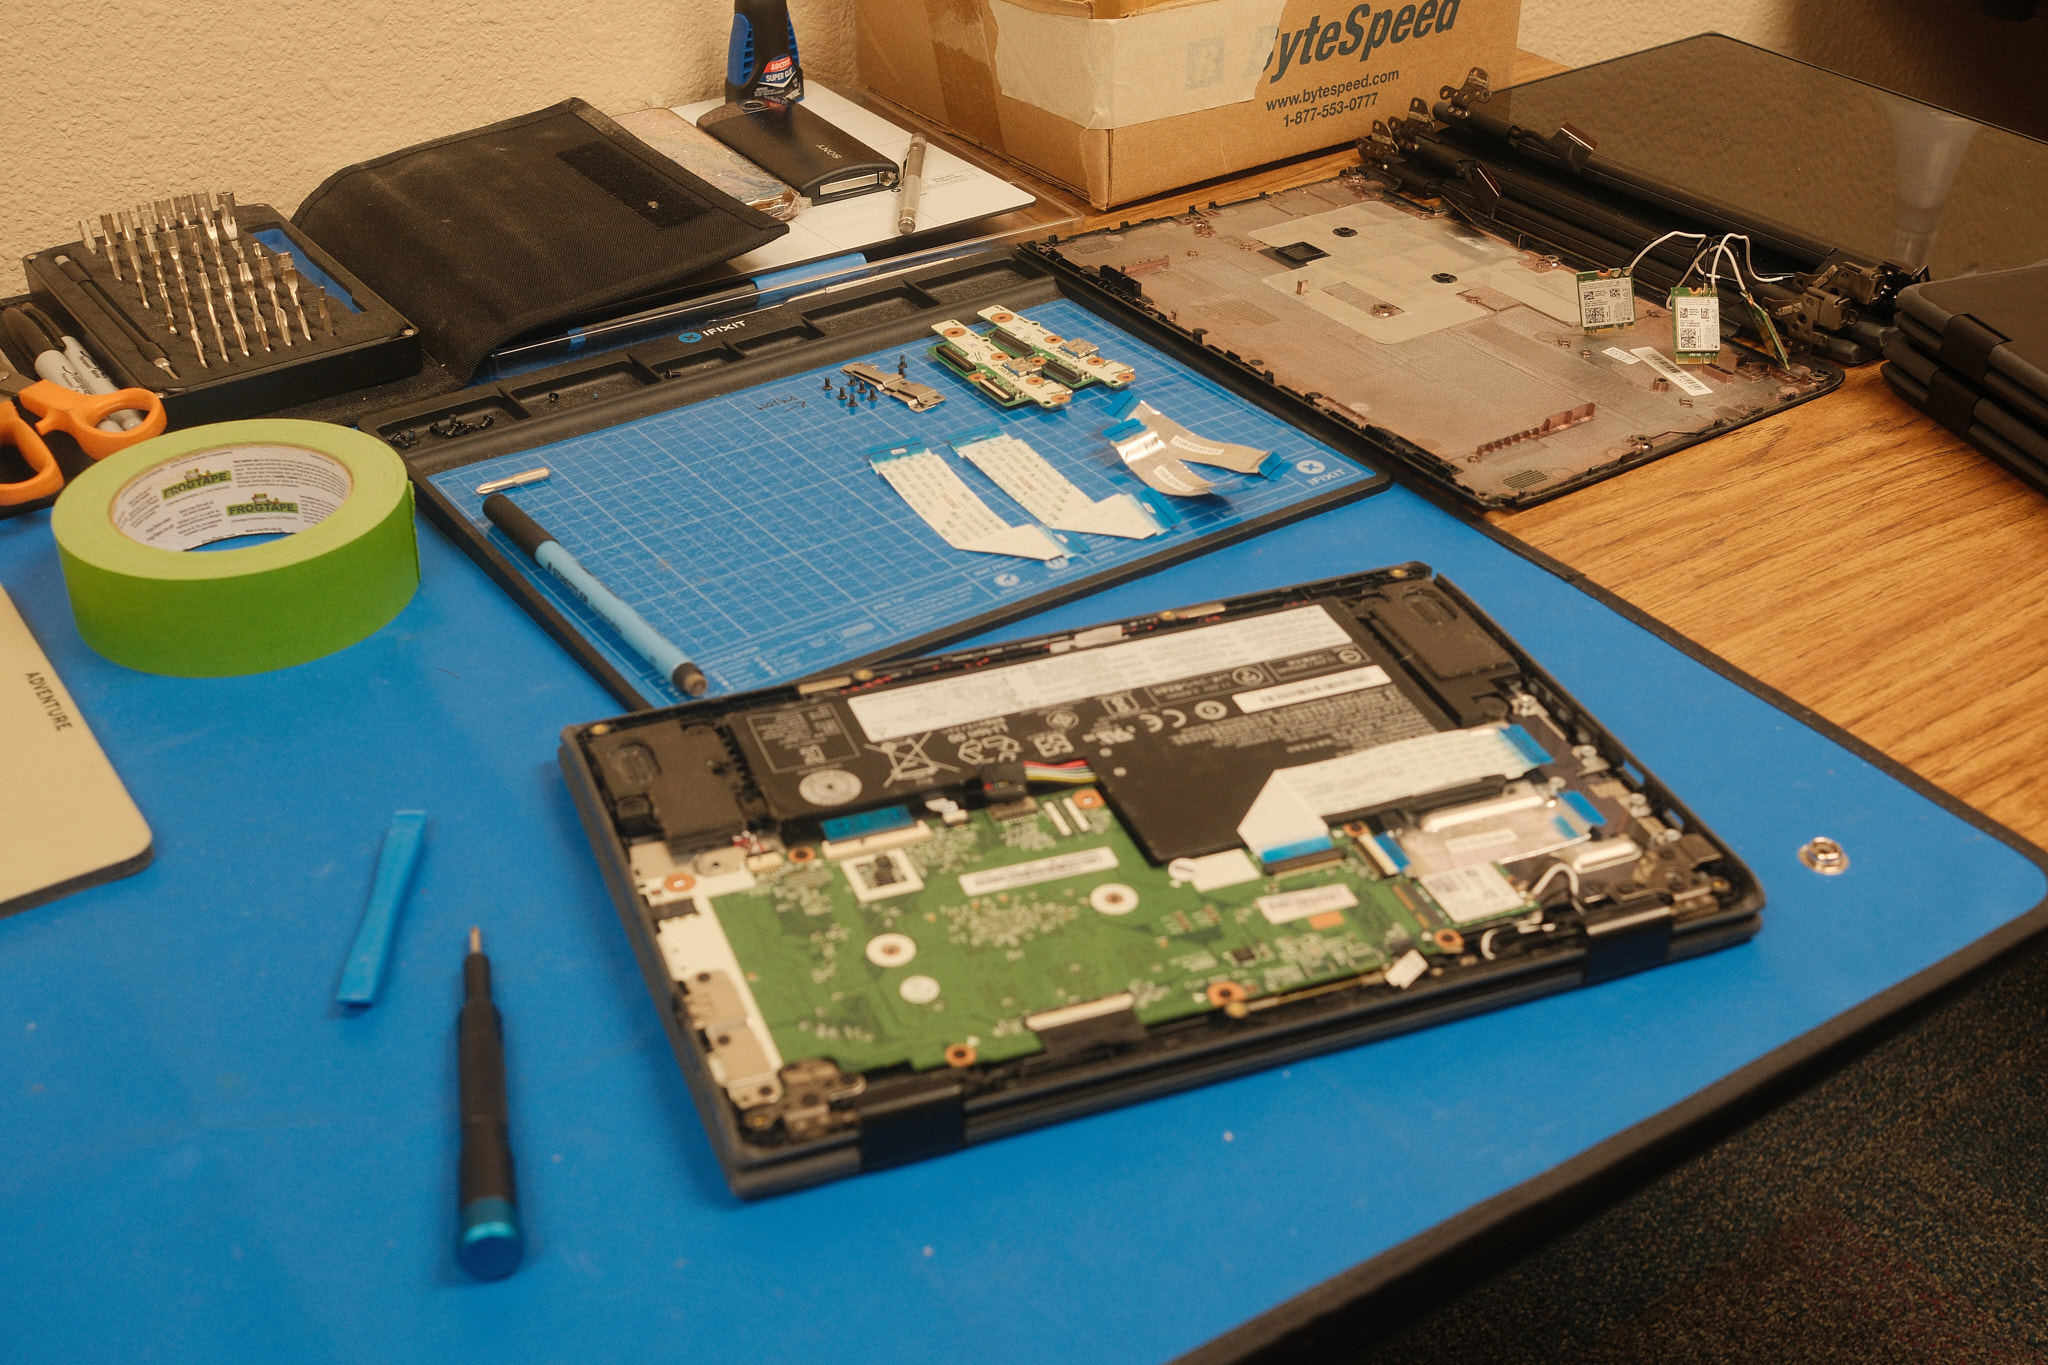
[427,299,1382,702]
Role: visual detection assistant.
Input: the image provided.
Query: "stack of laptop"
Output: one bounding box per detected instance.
[1884,263,2048,492]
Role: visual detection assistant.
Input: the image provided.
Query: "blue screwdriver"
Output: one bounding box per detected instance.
[456,927,524,1280]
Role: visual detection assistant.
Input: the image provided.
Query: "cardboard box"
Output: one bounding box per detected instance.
[855,0,1520,209]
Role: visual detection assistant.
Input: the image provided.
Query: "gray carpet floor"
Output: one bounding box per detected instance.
[1344,937,2048,1363]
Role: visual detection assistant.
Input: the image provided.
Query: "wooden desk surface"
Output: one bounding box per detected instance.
[1071,51,2048,852]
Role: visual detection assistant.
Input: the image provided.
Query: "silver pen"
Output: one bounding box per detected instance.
[896,134,928,235]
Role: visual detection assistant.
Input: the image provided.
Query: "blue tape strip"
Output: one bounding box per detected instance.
[1256,452,1289,480]
[1560,789,1603,826]
[1131,486,1178,530]
[1503,724,1551,768]
[1102,418,1145,441]
[1372,832,1410,871]
[1107,392,1142,422]
[868,440,930,463]
[948,426,1007,450]
[822,805,913,841]
[1258,836,1333,867]
[336,811,427,1006]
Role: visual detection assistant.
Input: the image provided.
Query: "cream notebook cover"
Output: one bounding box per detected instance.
[0,586,152,915]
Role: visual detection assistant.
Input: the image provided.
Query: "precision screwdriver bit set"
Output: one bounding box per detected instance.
[22,193,418,423]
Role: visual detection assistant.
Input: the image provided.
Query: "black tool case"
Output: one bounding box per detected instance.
[23,205,419,426]
[293,98,790,382]
[557,564,1765,1197]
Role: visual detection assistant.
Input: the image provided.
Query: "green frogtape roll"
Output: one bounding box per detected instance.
[52,420,418,677]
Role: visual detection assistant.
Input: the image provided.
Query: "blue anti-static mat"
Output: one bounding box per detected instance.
[428,298,1379,702]
[1,475,2044,1365]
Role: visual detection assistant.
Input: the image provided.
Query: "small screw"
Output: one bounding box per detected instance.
[1799,837,1849,875]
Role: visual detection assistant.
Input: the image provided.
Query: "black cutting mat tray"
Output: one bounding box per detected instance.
[361,248,1393,709]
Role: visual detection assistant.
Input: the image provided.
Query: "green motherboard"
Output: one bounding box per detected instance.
[708,792,1523,1075]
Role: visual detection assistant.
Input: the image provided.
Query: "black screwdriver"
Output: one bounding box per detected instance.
[456,927,524,1280]
[53,255,178,380]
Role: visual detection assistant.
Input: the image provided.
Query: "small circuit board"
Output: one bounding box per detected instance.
[977,304,1136,390]
[565,565,1763,1192]
[930,319,1074,409]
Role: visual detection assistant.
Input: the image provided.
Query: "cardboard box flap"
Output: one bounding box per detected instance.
[990,0,1290,130]
[857,0,1518,208]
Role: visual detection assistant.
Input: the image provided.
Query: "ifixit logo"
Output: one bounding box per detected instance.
[1268,1,1462,82]
[678,320,749,344]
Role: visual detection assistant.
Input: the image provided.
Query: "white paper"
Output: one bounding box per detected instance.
[674,86,1035,270]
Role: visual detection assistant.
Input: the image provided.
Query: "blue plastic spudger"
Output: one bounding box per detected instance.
[337,811,427,1006]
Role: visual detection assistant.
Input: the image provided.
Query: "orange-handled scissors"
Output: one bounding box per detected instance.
[0,354,166,505]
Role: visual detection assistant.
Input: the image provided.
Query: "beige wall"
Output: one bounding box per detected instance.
[11,2,2036,299]
[1517,0,1791,65]
[0,0,858,294]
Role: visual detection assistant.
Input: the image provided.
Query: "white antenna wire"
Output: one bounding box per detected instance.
[1624,230,1708,278]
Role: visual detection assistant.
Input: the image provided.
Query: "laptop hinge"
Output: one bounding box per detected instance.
[1925,368,1979,437]
[855,1073,965,1171]
[1581,905,1675,986]
[1941,313,2008,382]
